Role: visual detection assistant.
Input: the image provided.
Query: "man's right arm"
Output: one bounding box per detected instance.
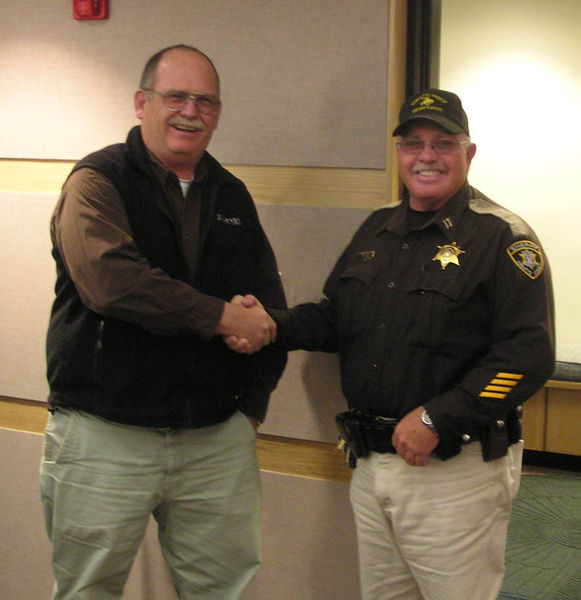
[224,294,338,354]
[53,168,274,347]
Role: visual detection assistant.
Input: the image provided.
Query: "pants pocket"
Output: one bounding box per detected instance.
[41,408,77,465]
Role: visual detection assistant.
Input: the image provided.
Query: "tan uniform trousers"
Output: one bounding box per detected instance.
[350,440,524,600]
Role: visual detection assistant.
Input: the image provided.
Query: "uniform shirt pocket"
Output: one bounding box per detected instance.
[404,277,463,348]
[335,259,379,337]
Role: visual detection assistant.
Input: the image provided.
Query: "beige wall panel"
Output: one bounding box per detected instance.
[245,471,360,599]
[0,192,54,402]
[0,429,53,599]
[263,351,345,443]
[0,0,388,169]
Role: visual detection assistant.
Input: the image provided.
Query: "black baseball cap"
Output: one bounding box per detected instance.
[392,89,470,136]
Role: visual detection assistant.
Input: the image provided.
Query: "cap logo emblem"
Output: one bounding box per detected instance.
[432,242,465,270]
[411,92,448,115]
[506,240,544,279]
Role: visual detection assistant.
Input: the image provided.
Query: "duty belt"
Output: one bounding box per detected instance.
[366,412,466,460]
[335,408,519,467]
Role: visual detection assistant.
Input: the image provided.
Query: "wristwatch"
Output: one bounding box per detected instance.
[421,409,439,437]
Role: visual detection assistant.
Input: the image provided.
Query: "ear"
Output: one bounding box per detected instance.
[134,89,147,120]
[466,142,477,166]
[213,102,222,131]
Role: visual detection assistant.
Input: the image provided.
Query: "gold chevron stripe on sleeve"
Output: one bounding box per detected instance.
[479,372,524,399]
[484,385,513,393]
[495,372,524,380]
[490,378,519,387]
[480,391,508,399]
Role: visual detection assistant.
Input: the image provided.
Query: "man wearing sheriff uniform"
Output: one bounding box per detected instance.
[231,88,555,600]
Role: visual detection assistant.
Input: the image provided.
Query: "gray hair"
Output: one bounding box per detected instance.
[139,45,220,94]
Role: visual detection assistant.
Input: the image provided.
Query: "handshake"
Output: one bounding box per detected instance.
[216,294,275,354]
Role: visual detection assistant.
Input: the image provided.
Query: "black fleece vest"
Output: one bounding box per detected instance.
[46,127,267,427]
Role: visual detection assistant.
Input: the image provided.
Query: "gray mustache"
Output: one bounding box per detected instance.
[169,117,206,131]
[412,162,446,174]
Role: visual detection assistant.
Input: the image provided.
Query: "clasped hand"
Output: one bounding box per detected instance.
[218,294,273,354]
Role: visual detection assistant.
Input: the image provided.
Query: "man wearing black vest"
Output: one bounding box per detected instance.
[41,45,287,600]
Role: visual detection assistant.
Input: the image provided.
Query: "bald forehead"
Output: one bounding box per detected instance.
[161,47,208,64]
[155,48,220,92]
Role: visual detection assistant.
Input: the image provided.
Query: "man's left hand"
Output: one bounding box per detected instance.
[392,406,439,467]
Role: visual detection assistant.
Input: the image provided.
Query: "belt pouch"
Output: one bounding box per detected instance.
[480,424,509,461]
[335,411,369,458]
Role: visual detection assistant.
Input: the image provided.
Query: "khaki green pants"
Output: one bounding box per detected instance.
[40,408,261,600]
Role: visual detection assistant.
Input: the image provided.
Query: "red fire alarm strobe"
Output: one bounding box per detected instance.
[73,0,109,20]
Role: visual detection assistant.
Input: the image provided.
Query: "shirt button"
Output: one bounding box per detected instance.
[402,242,410,250]
[370,362,378,370]
[387,281,396,289]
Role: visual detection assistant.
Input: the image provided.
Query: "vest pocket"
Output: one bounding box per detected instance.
[93,319,139,393]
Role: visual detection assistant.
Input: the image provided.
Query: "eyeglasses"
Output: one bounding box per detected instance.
[397,138,470,156]
[144,88,221,115]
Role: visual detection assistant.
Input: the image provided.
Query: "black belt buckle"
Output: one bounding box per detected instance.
[361,415,399,454]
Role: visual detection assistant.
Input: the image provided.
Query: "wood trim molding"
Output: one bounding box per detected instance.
[257,434,351,483]
[0,396,352,483]
[545,379,581,391]
[5,379,581,481]
[0,159,391,209]
[0,396,49,435]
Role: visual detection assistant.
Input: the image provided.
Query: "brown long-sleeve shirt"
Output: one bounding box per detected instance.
[51,156,224,339]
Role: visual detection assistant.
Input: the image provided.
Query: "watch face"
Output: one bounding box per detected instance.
[421,409,438,437]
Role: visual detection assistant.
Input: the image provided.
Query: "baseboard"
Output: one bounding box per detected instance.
[523,449,581,472]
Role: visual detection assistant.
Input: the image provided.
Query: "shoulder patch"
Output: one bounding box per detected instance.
[506,240,544,279]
